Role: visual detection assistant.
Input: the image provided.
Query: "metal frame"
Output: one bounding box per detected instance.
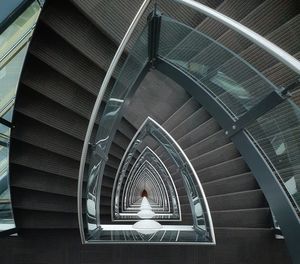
[122,147,179,213]
[123,161,169,212]
[0,118,12,128]
[226,90,287,137]
[156,57,300,263]
[77,0,152,244]
[116,144,181,221]
[94,63,151,226]
[111,117,183,222]
[77,0,300,254]
[111,116,216,243]
[147,5,161,66]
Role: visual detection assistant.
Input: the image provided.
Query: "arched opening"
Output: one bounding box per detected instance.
[141,189,148,197]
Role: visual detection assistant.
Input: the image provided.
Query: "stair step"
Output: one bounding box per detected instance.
[184,129,229,160]
[10,165,78,197]
[187,0,299,81]
[213,227,289,263]
[100,196,111,207]
[113,131,130,150]
[211,208,271,228]
[103,166,117,179]
[162,97,200,131]
[30,22,110,96]
[178,118,220,151]
[12,188,77,213]
[40,0,120,75]
[12,112,82,161]
[101,186,113,198]
[203,172,259,196]
[124,70,190,129]
[207,189,267,211]
[22,55,98,120]
[109,143,125,160]
[106,155,121,170]
[198,157,249,183]
[102,177,114,188]
[15,86,90,141]
[14,209,78,229]
[191,143,240,171]
[11,140,79,180]
[197,0,264,40]
[169,107,211,141]
[262,51,300,89]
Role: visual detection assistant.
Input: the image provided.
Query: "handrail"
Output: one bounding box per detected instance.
[78,0,300,244]
[176,0,300,75]
[77,0,152,243]
[157,57,300,261]
[112,116,216,243]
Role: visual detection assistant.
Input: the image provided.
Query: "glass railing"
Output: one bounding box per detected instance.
[247,100,300,212]
[79,0,215,243]
[157,14,300,215]
[121,147,177,216]
[0,0,41,233]
[0,127,14,231]
[159,15,278,119]
[79,0,300,253]
[113,119,183,222]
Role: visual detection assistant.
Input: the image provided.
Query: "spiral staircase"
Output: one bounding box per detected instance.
[0,0,300,263]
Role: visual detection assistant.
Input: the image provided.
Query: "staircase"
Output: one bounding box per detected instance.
[3,0,300,263]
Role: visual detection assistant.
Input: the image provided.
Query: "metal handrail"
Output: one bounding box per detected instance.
[77,0,152,243]
[111,116,216,243]
[176,0,300,75]
[78,0,300,244]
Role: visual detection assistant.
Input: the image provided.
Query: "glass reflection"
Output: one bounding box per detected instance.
[0,1,41,233]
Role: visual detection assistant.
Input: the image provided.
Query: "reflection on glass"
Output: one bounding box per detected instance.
[0,1,40,60]
[0,45,28,121]
[80,12,215,243]
[158,14,300,219]
[159,15,277,118]
[247,100,300,213]
[0,1,41,233]
[83,23,150,242]
[0,126,15,231]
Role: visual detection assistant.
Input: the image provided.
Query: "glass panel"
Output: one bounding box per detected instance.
[0,1,40,60]
[0,45,28,121]
[158,14,300,220]
[0,41,30,234]
[247,100,300,214]
[158,16,278,118]
[83,23,150,242]
[0,1,41,233]
[0,125,15,231]
[82,15,214,243]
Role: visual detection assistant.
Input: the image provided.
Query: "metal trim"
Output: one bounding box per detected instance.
[227,90,287,137]
[77,0,152,244]
[176,0,300,75]
[0,118,12,128]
